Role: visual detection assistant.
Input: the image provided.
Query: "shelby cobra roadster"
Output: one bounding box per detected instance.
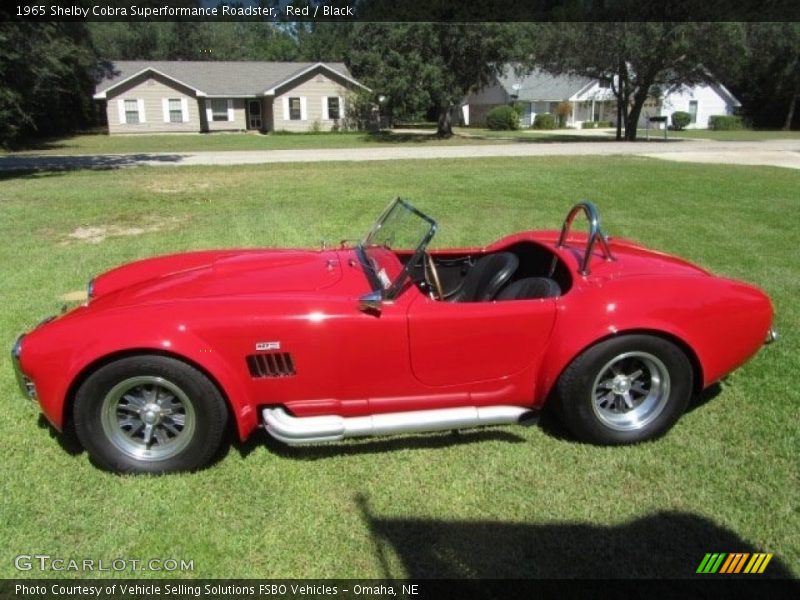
[12,199,776,473]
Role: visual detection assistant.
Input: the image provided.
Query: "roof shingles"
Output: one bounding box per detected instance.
[96,60,356,97]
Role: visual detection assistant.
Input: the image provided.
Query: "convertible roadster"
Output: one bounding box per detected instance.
[12,199,776,473]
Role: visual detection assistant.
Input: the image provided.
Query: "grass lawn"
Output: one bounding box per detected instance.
[5,128,796,157]
[1,157,797,579]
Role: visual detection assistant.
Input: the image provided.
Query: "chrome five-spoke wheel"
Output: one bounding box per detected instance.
[555,335,693,444]
[591,352,670,432]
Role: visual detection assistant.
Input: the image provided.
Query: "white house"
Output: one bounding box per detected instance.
[463,65,740,129]
[642,82,741,128]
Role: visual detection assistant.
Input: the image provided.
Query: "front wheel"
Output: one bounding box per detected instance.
[554,335,693,445]
[73,356,228,473]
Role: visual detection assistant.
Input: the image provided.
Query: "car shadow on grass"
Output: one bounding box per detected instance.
[230,427,525,462]
[537,383,725,443]
[686,381,723,414]
[356,494,797,580]
[37,415,83,456]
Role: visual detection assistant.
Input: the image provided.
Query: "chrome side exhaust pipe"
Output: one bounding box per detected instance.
[765,327,779,345]
[262,405,535,446]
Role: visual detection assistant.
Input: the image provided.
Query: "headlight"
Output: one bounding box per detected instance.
[12,335,23,360]
[87,278,95,298]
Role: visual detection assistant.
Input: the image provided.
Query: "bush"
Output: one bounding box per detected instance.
[581,121,613,129]
[532,113,556,129]
[671,111,691,131]
[486,105,520,130]
[709,115,744,131]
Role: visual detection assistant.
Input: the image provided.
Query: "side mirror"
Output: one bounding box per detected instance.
[358,290,383,315]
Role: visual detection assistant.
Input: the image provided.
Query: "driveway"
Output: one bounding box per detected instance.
[1,139,799,171]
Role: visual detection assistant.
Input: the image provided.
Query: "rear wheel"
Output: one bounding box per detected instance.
[555,335,693,444]
[74,356,228,473]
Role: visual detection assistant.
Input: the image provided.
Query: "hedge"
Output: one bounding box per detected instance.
[533,113,557,129]
[708,115,744,130]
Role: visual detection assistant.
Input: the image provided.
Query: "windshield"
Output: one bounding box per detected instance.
[358,198,437,299]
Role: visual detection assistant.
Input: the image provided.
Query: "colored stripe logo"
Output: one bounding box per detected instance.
[696,552,773,574]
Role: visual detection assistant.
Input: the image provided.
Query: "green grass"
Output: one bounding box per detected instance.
[1,157,797,579]
[2,130,512,156]
[640,128,800,141]
[4,127,797,157]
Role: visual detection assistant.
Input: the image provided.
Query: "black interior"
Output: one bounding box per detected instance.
[406,241,571,302]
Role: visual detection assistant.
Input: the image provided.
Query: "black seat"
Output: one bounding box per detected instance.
[449,252,519,302]
[496,277,562,301]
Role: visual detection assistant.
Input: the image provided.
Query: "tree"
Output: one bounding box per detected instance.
[89,21,301,61]
[0,12,98,146]
[736,23,799,130]
[534,23,745,140]
[346,23,525,137]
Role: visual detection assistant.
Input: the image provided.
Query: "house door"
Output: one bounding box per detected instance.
[247,100,262,130]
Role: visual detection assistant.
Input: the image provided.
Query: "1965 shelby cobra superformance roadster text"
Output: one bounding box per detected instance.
[12,199,776,473]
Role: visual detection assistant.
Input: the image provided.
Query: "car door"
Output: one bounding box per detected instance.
[406,294,557,387]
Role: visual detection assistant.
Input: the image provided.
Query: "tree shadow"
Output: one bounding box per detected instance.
[357,496,797,580]
[230,427,525,462]
[362,131,445,144]
[0,153,187,178]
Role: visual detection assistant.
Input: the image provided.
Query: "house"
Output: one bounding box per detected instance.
[94,61,370,134]
[462,65,740,129]
[462,66,616,128]
[642,82,741,129]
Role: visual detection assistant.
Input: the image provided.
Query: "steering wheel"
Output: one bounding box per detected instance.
[424,252,444,301]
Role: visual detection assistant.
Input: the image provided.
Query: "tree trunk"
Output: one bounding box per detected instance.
[784,92,797,131]
[624,86,651,141]
[437,105,453,138]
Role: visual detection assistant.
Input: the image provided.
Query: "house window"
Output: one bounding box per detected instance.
[168,99,183,123]
[688,100,698,124]
[288,97,302,120]
[327,97,340,120]
[211,99,229,121]
[599,78,612,89]
[124,99,140,124]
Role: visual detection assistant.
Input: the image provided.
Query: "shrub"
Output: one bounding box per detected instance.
[486,105,520,130]
[581,121,612,129]
[709,115,744,130]
[671,111,691,131]
[532,113,556,129]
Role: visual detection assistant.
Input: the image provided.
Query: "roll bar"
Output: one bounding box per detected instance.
[551,201,615,276]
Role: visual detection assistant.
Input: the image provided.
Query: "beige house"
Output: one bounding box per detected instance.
[94,61,370,134]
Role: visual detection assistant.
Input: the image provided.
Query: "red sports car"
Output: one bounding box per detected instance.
[12,199,776,473]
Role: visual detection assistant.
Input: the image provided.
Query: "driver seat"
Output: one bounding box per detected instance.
[449,252,519,302]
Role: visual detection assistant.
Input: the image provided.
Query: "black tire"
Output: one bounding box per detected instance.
[73,355,228,473]
[554,335,693,445]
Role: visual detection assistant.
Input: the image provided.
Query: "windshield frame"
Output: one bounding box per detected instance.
[356,197,437,300]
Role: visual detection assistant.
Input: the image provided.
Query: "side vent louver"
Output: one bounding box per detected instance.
[246,352,296,378]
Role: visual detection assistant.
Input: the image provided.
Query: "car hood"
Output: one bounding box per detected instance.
[90,249,344,307]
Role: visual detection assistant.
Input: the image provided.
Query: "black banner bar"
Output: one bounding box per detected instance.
[4,0,800,23]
